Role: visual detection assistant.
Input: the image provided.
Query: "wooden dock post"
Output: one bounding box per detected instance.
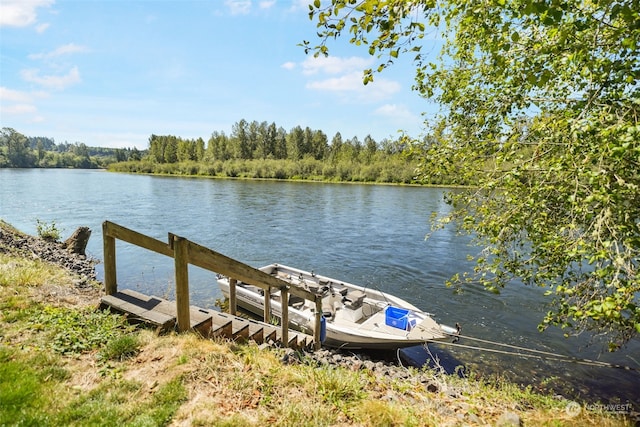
[229,278,237,315]
[314,299,323,350]
[173,235,191,332]
[264,287,272,324]
[281,287,289,347]
[102,221,117,295]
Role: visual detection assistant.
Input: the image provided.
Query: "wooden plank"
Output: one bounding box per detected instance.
[300,336,312,349]
[264,288,272,324]
[232,323,250,341]
[264,328,277,344]
[100,291,175,327]
[185,240,317,301]
[192,316,212,337]
[314,299,323,350]
[101,294,146,315]
[246,320,264,343]
[173,236,190,332]
[102,290,163,312]
[281,288,289,347]
[210,320,233,338]
[142,310,176,328]
[119,289,164,307]
[286,334,298,348]
[102,223,117,295]
[103,221,173,257]
[209,312,233,336]
[229,278,237,315]
[151,300,212,329]
[292,334,307,350]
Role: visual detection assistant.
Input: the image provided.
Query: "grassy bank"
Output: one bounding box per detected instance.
[0,225,633,426]
[107,157,427,185]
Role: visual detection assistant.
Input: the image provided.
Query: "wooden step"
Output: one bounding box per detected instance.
[100,290,175,331]
[210,312,234,338]
[101,289,316,348]
[263,328,277,344]
[231,321,250,341]
[246,319,265,343]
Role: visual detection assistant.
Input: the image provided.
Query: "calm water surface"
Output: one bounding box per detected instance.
[1,169,638,406]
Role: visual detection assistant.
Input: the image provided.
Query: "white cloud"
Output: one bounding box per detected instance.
[3,104,37,114]
[225,0,251,15]
[281,61,296,70]
[0,0,53,28]
[306,71,401,102]
[36,22,50,33]
[288,0,312,12]
[302,55,372,76]
[0,86,33,103]
[259,0,276,9]
[28,43,90,60]
[90,131,150,149]
[21,66,81,90]
[306,71,364,92]
[365,78,402,100]
[0,87,39,119]
[298,55,402,103]
[374,103,420,124]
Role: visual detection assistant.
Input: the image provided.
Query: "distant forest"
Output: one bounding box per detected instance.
[0,127,141,169]
[1,121,451,185]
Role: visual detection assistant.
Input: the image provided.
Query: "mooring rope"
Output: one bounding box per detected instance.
[428,334,640,372]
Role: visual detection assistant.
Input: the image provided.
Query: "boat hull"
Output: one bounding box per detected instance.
[217,263,454,350]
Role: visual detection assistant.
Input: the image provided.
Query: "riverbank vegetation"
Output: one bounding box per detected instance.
[0,221,632,426]
[108,123,440,184]
[1,122,464,185]
[0,127,141,169]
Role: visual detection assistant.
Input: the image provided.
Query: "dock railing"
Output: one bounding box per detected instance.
[102,220,323,349]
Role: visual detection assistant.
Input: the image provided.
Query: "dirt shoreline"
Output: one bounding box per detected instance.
[0,220,97,282]
[0,220,101,307]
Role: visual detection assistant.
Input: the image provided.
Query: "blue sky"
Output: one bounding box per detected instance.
[1,0,438,149]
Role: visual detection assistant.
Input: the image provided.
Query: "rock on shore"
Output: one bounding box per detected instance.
[0,220,97,287]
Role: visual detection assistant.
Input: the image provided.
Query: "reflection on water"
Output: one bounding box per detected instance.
[1,169,638,407]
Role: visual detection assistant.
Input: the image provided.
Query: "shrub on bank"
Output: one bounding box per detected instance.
[108,158,424,184]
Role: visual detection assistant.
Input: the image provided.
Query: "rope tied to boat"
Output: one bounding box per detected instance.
[428,332,640,372]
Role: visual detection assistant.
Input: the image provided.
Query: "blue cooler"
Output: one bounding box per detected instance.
[385,306,410,330]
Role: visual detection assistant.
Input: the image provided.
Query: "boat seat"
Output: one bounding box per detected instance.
[344,290,366,309]
[289,295,305,309]
[322,291,342,320]
[331,283,348,297]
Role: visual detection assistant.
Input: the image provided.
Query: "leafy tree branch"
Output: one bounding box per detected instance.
[304,0,639,349]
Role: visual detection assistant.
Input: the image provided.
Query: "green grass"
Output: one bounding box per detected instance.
[312,365,367,408]
[98,334,142,362]
[0,348,53,426]
[55,377,186,426]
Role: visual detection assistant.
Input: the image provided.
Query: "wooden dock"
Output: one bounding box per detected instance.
[101,220,323,350]
[101,289,315,349]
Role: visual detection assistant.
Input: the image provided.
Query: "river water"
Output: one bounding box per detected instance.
[1,169,638,406]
